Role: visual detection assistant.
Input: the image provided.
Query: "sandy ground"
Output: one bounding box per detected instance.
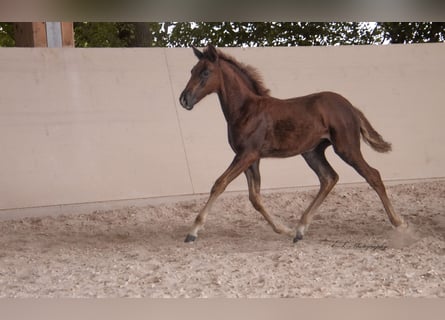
[0,180,444,297]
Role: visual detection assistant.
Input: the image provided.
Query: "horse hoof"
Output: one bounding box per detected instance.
[293,233,303,243]
[184,234,197,243]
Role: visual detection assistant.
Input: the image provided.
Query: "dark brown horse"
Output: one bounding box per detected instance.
[179,44,406,243]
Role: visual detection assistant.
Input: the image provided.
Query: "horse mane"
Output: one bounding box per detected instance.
[203,47,271,96]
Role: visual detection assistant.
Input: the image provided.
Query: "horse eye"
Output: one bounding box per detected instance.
[201,70,210,78]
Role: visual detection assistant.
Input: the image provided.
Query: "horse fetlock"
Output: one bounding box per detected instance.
[396,220,409,231]
[272,224,294,237]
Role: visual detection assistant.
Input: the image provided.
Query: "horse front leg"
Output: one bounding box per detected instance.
[245,160,294,237]
[184,152,259,243]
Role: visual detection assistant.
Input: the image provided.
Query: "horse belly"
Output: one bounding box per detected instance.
[262,118,327,157]
[262,140,318,158]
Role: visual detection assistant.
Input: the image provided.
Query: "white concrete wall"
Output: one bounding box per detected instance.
[1,44,444,213]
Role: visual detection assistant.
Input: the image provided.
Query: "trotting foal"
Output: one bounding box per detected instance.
[179,44,406,243]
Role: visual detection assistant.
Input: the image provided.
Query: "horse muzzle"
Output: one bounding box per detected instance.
[179,90,195,110]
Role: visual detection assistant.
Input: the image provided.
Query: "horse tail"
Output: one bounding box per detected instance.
[353,106,392,153]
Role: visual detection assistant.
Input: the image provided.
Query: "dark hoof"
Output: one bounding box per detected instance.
[184,234,197,243]
[293,234,303,243]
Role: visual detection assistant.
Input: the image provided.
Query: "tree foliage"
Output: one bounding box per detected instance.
[72,22,445,47]
[1,22,444,47]
[0,23,15,47]
[380,22,445,43]
[73,22,165,47]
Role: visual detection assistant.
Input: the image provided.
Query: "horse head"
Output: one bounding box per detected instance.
[179,44,221,110]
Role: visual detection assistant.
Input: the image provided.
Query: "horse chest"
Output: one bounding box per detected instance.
[226,116,265,152]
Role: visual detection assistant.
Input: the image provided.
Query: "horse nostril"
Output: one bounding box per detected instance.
[180,91,194,110]
[179,92,187,107]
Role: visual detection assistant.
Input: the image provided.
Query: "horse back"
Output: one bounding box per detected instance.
[258,91,358,157]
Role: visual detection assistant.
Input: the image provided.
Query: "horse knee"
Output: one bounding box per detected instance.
[194,215,204,225]
[210,178,227,196]
[249,193,263,211]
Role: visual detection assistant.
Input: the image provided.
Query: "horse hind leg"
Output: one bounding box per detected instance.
[295,140,339,242]
[331,132,406,229]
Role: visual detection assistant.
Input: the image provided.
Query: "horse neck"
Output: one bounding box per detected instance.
[216,61,258,122]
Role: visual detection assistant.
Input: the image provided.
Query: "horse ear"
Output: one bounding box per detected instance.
[192,46,204,60]
[206,44,218,63]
